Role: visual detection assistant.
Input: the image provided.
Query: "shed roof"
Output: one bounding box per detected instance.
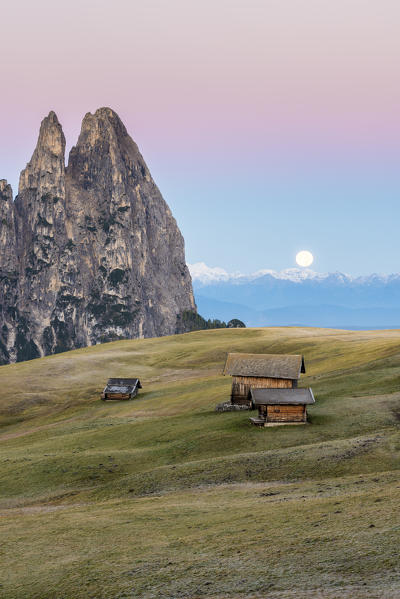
[251,387,315,405]
[223,353,305,379]
[104,378,142,393]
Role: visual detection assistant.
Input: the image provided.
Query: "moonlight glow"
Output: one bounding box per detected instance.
[296,250,314,267]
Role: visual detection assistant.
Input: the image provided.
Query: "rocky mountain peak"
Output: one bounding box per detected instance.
[0,180,13,210]
[0,179,12,194]
[18,111,65,195]
[93,106,129,134]
[67,106,148,191]
[0,108,195,364]
[0,180,17,274]
[76,107,129,144]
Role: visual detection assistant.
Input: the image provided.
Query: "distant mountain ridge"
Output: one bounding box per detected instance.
[189,262,400,329]
[189,262,400,286]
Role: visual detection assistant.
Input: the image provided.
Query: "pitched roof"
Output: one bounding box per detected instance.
[251,387,315,405]
[223,353,305,379]
[104,378,142,393]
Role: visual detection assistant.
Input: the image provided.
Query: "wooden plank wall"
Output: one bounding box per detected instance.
[266,404,306,422]
[231,376,293,400]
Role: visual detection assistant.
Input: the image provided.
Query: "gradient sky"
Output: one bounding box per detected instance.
[1,0,399,275]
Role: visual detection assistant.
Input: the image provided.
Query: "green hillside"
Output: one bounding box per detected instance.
[1,327,399,599]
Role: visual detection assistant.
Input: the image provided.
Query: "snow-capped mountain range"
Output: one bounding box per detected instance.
[188,262,400,329]
[189,262,398,285]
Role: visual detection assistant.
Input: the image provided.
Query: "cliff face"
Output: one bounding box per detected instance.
[0,108,195,364]
[0,180,18,363]
[13,111,70,360]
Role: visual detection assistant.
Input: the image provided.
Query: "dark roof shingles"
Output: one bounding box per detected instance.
[104,378,142,393]
[223,353,305,379]
[251,387,315,405]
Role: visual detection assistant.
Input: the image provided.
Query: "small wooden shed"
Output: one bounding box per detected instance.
[250,387,315,425]
[223,353,306,407]
[101,378,142,401]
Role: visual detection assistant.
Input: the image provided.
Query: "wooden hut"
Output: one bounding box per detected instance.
[101,378,142,401]
[223,353,306,407]
[250,387,315,425]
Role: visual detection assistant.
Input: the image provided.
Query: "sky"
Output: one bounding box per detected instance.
[1,0,399,276]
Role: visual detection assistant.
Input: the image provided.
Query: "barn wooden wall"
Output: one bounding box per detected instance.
[266,404,306,422]
[231,376,293,400]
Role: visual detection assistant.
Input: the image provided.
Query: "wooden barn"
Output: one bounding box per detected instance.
[223,353,306,407]
[250,387,315,426]
[101,378,142,401]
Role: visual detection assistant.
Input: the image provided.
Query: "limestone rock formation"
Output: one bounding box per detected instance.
[0,180,18,362]
[0,108,195,364]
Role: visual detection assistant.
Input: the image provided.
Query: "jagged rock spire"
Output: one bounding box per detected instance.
[18,111,65,197]
[0,108,195,364]
[0,180,18,363]
[66,106,195,340]
[0,180,17,273]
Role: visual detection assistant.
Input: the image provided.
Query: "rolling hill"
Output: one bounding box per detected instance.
[1,327,400,598]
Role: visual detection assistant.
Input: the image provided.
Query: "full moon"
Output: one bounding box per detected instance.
[296,250,314,267]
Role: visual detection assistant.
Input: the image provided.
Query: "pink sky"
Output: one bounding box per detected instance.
[2,1,399,158]
[1,0,400,274]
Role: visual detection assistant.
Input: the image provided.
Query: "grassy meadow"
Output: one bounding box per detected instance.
[1,326,400,598]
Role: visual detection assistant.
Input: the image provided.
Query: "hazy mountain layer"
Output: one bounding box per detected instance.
[192,265,400,328]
